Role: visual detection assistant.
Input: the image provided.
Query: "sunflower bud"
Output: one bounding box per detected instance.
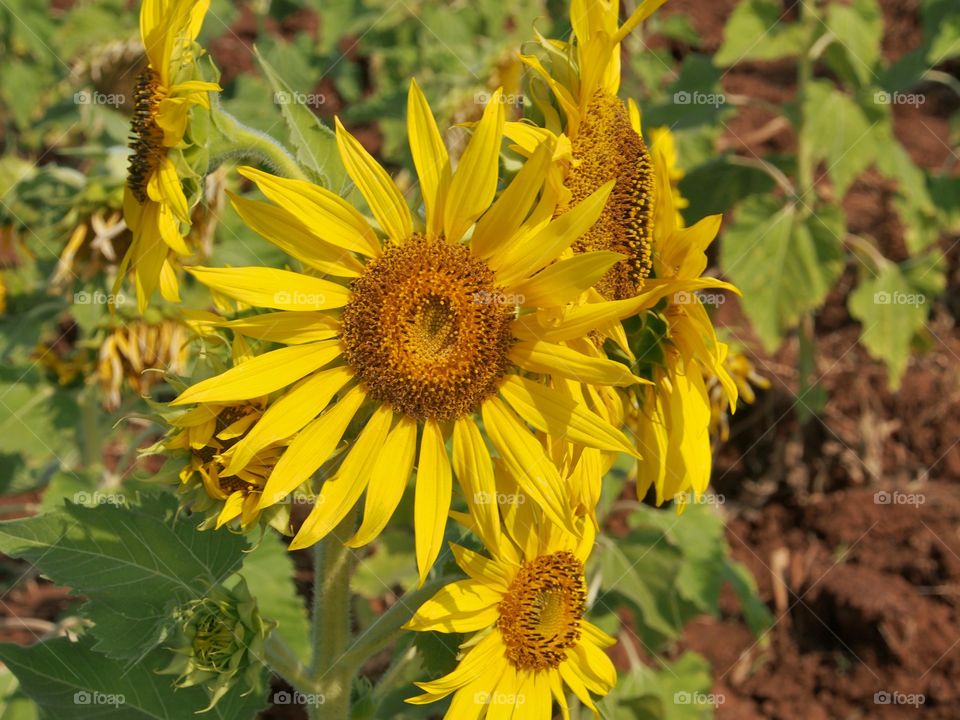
[160,578,274,712]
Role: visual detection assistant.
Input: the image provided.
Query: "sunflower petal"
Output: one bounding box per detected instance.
[443,89,504,243]
[407,79,450,239]
[289,404,393,549]
[508,251,624,304]
[404,579,501,632]
[257,386,366,509]
[348,415,418,547]
[452,417,502,555]
[415,420,453,586]
[237,166,380,257]
[334,118,413,243]
[171,342,341,405]
[509,339,644,387]
[148,157,190,224]
[218,312,341,345]
[186,266,350,310]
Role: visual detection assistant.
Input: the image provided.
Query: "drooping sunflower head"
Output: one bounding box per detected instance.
[98,319,191,410]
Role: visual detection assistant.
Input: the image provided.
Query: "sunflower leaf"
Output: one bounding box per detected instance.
[0,492,247,659]
[715,0,807,66]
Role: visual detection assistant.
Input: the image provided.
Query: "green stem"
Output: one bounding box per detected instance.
[308,508,357,720]
[209,104,308,181]
[264,633,314,695]
[339,576,450,672]
[81,382,102,477]
[795,0,819,211]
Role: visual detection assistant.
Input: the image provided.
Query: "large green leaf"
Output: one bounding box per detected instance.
[823,0,884,85]
[254,48,351,194]
[715,0,806,66]
[720,197,845,351]
[0,493,246,659]
[848,260,941,388]
[596,652,715,720]
[0,637,264,720]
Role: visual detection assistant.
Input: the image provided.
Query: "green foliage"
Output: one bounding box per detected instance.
[715,0,806,65]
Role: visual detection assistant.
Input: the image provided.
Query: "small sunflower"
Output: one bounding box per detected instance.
[171,80,644,582]
[99,319,191,410]
[120,0,220,311]
[405,482,615,718]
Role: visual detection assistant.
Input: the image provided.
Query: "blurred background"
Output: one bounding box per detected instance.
[0,0,958,718]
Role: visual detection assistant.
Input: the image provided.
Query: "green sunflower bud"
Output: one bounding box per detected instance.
[159,578,274,712]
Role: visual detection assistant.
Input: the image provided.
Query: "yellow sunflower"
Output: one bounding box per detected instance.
[171,80,646,582]
[405,473,615,718]
[120,0,220,311]
[509,0,668,301]
[99,319,191,410]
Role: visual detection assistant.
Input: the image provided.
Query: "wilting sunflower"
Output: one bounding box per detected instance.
[99,319,191,410]
[405,474,615,718]
[708,347,769,443]
[511,0,669,301]
[164,399,286,532]
[171,80,644,582]
[121,0,219,311]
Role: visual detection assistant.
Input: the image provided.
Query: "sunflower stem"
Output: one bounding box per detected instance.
[307,507,358,720]
[263,632,314,695]
[208,103,309,181]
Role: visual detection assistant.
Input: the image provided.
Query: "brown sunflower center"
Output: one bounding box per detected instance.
[561,90,655,301]
[339,235,514,422]
[127,67,166,203]
[497,551,586,671]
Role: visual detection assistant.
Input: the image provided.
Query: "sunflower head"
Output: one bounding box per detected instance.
[98,319,191,410]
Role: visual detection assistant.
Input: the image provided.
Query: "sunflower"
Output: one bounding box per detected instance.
[99,319,191,410]
[120,0,220,311]
[708,347,769,443]
[405,473,615,718]
[171,80,645,582]
[510,0,669,301]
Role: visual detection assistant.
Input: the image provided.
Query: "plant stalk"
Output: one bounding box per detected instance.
[209,105,308,181]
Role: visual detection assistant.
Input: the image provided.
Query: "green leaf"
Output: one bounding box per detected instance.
[802,81,878,197]
[353,530,419,598]
[254,47,351,194]
[0,493,246,659]
[721,197,845,351]
[721,560,774,639]
[715,0,806,66]
[0,665,38,720]
[240,533,310,660]
[0,637,265,720]
[824,0,883,85]
[848,261,937,388]
[678,157,775,219]
[600,652,715,720]
[923,0,960,64]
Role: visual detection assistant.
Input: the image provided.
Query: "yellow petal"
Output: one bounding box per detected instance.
[289,404,393,549]
[228,192,364,277]
[334,118,413,243]
[347,415,418,547]
[171,342,341,405]
[158,258,181,303]
[411,631,503,699]
[450,544,511,591]
[148,157,190,224]
[224,366,353,475]
[508,251,624,305]
[218,312,341,345]
[480,397,574,532]
[491,180,614,287]
[415,420,453,586]
[258,386,366,509]
[499,375,638,456]
[471,140,552,260]
[404,579,501,632]
[509,339,643,387]
[407,79,451,239]
[614,0,669,43]
[443,89,504,243]
[215,491,245,529]
[156,199,190,255]
[186,266,350,311]
[155,97,190,147]
[237,166,380,257]
[451,416,502,555]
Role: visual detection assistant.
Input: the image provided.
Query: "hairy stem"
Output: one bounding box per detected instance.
[209,105,308,181]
